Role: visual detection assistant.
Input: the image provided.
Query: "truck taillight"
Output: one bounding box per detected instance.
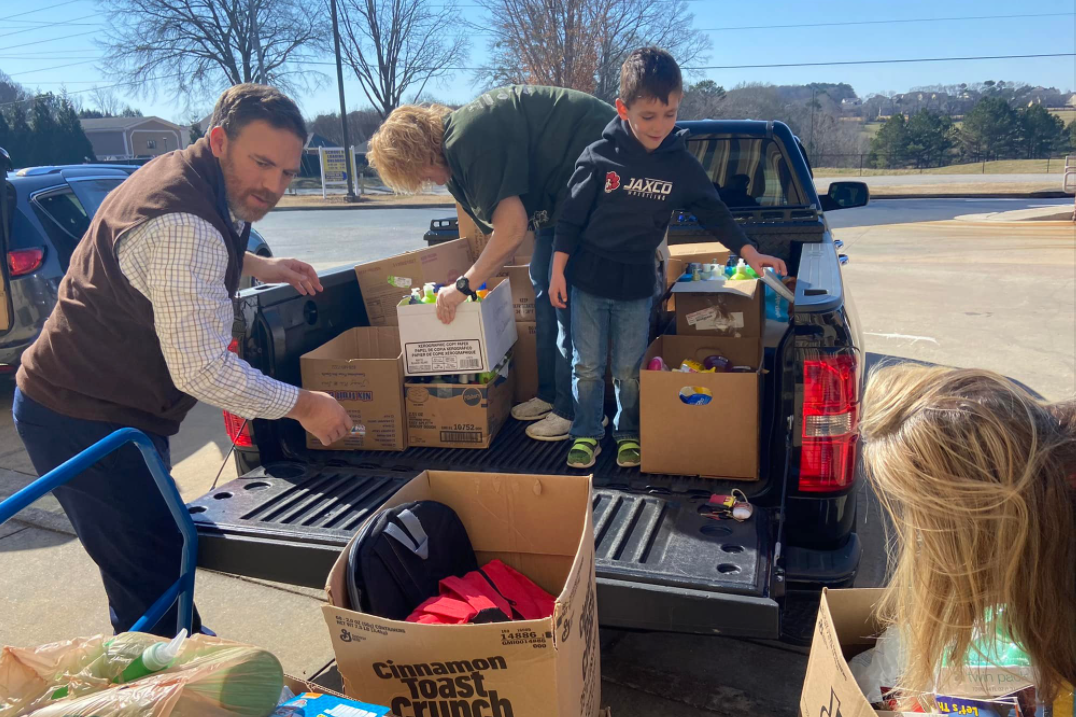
[799,352,859,493]
[8,247,44,276]
[223,338,254,448]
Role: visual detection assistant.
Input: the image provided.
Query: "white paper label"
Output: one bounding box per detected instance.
[686,307,718,326]
[689,309,744,333]
[405,340,484,374]
[389,276,412,288]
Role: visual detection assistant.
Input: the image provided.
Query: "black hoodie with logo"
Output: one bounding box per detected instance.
[555,117,756,300]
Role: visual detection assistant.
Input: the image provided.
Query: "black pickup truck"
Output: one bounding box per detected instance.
[188,120,869,642]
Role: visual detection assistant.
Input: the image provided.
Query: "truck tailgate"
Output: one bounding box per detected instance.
[189,419,778,636]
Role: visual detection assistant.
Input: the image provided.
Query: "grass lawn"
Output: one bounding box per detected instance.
[815,157,1069,176]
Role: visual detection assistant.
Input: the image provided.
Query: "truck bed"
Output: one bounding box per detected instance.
[190,417,779,637]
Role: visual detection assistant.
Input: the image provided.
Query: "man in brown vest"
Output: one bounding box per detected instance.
[12,84,352,636]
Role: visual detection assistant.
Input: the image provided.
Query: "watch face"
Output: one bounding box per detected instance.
[456,277,469,292]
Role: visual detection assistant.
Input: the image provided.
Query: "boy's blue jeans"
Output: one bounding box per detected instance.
[570,287,652,441]
[529,229,574,420]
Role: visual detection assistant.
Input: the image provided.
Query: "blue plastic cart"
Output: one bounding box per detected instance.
[0,428,196,636]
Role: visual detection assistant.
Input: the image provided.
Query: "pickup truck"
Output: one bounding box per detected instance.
[187,120,869,642]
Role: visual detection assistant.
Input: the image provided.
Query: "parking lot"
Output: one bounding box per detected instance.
[0,197,1072,715]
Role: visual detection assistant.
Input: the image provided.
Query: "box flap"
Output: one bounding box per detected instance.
[302,327,402,362]
[668,241,730,259]
[671,278,759,298]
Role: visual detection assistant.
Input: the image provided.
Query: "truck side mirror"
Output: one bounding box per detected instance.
[821,181,869,211]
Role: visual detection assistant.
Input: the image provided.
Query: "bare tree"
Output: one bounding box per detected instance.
[89,85,122,117]
[98,0,326,106]
[475,0,710,102]
[334,0,469,119]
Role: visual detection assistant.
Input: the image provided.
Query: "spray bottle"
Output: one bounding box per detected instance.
[113,629,187,684]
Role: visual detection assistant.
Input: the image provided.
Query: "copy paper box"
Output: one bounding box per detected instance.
[354,239,472,327]
[640,335,761,479]
[672,278,763,338]
[404,362,514,449]
[397,278,517,376]
[301,327,407,451]
[513,321,539,403]
[800,589,947,717]
[323,470,601,717]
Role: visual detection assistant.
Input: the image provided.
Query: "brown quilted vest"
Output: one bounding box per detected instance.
[16,138,250,436]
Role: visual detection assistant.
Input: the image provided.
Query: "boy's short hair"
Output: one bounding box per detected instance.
[619,47,683,106]
[209,83,307,143]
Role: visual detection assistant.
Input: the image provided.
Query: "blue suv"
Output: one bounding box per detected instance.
[0,151,272,374]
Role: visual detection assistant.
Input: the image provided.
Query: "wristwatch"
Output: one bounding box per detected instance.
[455,276,477,299]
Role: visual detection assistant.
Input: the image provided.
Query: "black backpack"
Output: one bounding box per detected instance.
[346,501,478,620]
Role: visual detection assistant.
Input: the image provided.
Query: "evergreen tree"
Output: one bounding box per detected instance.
[1017,104,1065,158]
[869,113,908,168]
[55,97,97,163]
[959,96,1020,161]
[28,95,61,166]
[904,109,955,168]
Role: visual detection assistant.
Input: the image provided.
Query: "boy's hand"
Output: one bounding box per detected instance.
[741,246,787,277]
[550,271,569,309]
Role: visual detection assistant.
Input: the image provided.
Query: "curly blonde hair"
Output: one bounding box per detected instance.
[862,364,1076,705]
[367,104,452,193]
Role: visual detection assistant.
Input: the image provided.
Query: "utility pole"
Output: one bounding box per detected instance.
[249,0,267,83]
[330,0,356,201]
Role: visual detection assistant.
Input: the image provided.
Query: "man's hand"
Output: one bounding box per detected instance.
[245,254,323,295]
[550,270,569,309]
[741,245,787,277]
[288,390,353,446]
[435,284,468,324]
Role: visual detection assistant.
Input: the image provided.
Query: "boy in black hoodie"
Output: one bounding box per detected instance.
[549,47,786,469]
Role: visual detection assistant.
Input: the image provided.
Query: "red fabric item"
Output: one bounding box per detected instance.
[406,559,557,625]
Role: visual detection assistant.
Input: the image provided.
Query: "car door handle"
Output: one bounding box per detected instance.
[838,254,849,265]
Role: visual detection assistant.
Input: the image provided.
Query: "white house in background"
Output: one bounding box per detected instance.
[79,116,188,161]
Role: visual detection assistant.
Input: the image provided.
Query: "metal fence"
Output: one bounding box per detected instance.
[809,152,1070,176]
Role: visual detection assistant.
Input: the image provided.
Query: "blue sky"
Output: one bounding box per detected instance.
[1,0,1073,123]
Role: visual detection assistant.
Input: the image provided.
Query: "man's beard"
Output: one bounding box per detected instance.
[221,154,277,223]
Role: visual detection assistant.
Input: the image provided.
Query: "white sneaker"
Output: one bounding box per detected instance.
[526,414,573,442]
[512,397,553,421]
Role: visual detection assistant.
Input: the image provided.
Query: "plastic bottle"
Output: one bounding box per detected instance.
[731,259,752,281]
[114,629,187,684]
[421,282,437,303]
[647,356,669,371]
[725,254,739,277]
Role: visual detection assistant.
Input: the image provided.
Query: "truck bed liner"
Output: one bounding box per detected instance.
[190,419,772,601]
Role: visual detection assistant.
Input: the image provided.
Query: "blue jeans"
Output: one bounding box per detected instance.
[570,287,652,441]
[12,388,203,636]
[530,229,574,420]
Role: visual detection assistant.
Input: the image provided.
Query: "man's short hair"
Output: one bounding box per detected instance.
[619,47,683,107]
[208,84,307,143]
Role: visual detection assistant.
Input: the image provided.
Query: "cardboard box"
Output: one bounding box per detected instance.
[301,328,407,451]
[354,239,472,327]
[456,202,535,267]
[489,265,536,321]
[405,362,514,448]
[397,279,518,377]
[513,321,539,403]
[673,278,763,338]
[640,335,761,479]
[323,470,601,717]
[801,589,950,717]
[665,242,732,290]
